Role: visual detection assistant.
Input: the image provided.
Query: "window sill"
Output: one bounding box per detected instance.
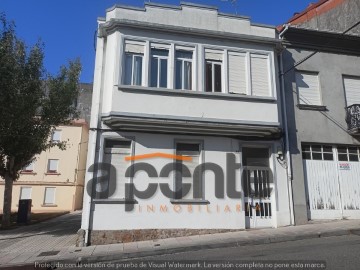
[45,172,61,175]
[20,171,37,175]
[41,204,58,207]
[297,104,327,111]
[119,85,276,103]
[93,198,138,204]
[170,199,210,205]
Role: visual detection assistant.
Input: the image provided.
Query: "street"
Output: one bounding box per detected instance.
[113,234,360,270]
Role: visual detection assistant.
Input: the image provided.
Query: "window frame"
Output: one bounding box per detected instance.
[175,50,193,90]
[205,60,223,93]
[43,187,56,205]
[124,53,144,86]
[150,48,169,88]
[295,71,323,106]
[47,159,59,173]
[302,144,334,161]
[51,130,61,143]
[173,140,204,201]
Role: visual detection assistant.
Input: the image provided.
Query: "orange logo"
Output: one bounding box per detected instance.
[125,152,192,162]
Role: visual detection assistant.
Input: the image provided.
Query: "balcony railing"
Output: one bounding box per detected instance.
[346,104,360,133]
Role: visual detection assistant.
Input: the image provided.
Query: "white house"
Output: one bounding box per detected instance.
[80,2,293,246]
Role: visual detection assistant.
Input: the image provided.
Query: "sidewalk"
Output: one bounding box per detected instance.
[0,219,359,268]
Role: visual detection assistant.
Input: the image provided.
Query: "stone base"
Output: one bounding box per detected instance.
[87,229,241,246]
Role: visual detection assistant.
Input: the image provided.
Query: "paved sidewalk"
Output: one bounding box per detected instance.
[0,219,359,268]
[0,211,81,267]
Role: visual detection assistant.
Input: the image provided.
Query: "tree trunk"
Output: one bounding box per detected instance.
[2,175,13,228]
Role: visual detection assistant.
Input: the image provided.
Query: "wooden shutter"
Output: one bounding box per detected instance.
[228,52,247,94]
[251,54,270,96]
[295,72,321,105]
[343,77,360,106]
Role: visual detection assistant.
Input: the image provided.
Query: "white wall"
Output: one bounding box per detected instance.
[88,132,291,230]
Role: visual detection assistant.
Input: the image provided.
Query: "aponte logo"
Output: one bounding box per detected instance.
[87,153,273,212]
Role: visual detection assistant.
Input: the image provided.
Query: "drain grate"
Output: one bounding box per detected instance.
[38,251,60,257]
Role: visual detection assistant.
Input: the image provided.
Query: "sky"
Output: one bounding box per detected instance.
[0,0,315,83]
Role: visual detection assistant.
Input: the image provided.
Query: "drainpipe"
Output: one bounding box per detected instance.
[278,24,295,225]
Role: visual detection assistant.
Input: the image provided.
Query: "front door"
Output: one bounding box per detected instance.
[242,147,274,228]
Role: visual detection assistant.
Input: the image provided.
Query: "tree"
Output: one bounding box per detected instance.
[0,14,82,228]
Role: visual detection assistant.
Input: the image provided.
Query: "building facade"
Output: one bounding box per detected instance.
[81,3,293,245]
[0,120,89,212]
[280,0,360,224]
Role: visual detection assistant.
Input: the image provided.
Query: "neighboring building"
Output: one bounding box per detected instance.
[81,2,293,246]
[0,120,89,212]
[280,0,360,224]
[0,83,92,213]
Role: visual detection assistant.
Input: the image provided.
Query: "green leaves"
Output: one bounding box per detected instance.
[0,13,82,180]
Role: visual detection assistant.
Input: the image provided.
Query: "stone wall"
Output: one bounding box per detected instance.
[81,229,241,246]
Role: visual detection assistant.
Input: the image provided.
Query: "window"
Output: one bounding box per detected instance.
[124,42,144,86]
[302,145,333,161]
[20,187,32,200]
[295,72,322,106]
[100,139,132,199]
[51,130,61,142]
[343,76,360,107]
[44,187,56,205]
[250,54,271,96]
[150,48,169,88]
[175,50,193,90]
[228,52,247,95]
[242,147,270,167]
[22,161,35,172]
[337,146,360,162]
[47,159,59,173]
[175,142,201,200]
[205,50,222,93]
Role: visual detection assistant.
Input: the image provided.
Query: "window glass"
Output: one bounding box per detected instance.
[184,61,192,90]
[150,58,158,87]
[175,60,182,90]
[51,130,61,142]
[214,64,222,92]
[338,154,348,161]
[160,59,168,88]
[133,56,142,86]
[44,187,56,205]
[242,147,269,167]
[124,54,133,85]
[205,63,212,92]
[20,187,32,200]
[150,48,168,88]
[47,159,59,173]
[312,152,322,160]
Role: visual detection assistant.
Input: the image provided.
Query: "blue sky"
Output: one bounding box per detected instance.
[0,0,314,83]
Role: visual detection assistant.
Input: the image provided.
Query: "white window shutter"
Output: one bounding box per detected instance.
[295,72,321,105]
[251,54,270,96]
[44,187,56,204]
[20,187,32,200]
[104,141,132,199]
[205,50,223,61]
[52,130,61,142]
[124,43,144,54]
[343,77,360,107]
[228,52,247,94]
[48,159,58,172]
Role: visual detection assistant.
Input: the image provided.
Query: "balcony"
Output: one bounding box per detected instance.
[346,104,360,134]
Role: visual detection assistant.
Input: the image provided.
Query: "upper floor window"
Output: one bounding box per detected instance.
[51,130,61,142]
[22,161,35,172]
[47,159,59,173]
[175,50,193,90]
[228,52,247,95]
[150,48,169,88]
[205,50,223,93]
[302,145,333,161]
[343,76,360,107]
[250,54,271,97]
[295,71,322,106]
[124,43,144,86]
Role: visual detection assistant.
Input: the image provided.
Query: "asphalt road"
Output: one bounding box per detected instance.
[115,234,360,270]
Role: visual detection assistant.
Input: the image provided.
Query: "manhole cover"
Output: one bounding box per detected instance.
[38,251,60,257]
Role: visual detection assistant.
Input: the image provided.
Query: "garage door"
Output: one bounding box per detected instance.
[303,144,360,220]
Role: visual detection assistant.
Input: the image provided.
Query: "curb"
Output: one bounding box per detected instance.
[1,227,357,268]
[76,228,354,264]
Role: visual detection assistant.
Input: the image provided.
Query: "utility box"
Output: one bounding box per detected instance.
[17,199,32,224]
